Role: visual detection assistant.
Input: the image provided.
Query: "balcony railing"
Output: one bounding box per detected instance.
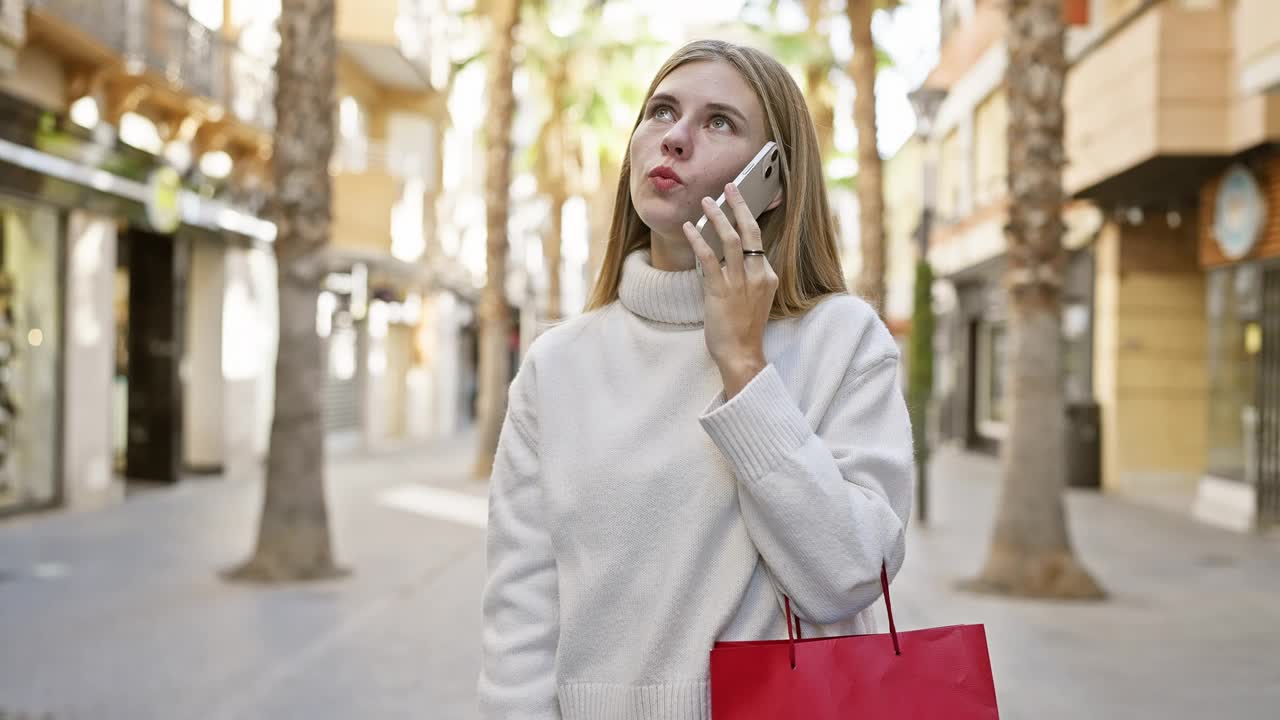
[32,0,275,131]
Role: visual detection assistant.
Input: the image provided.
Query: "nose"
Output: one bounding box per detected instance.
[661,122,690,158]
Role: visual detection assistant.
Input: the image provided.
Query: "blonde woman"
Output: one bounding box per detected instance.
[478,39,913,720]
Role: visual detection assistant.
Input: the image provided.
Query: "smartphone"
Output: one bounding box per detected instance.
[695,141,784,260]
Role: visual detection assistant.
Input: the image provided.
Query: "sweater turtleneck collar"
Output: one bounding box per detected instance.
[617,248,706,326]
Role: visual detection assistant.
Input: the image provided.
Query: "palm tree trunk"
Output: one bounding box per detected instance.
[847,0,887,316]
[472,0,521,480]
[227,0,342,583]
[542,65,569,321]
[807,65,836,162]
[806,0,842,247]
[962,0,1102,599]
[805,0,835,160]
[424,97,449,266]
[545,182,566,320]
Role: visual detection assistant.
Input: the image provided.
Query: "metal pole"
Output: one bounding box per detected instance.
[907,85,944,527]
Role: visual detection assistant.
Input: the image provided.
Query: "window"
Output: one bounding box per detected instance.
[976,319,1008,438]
[939,129,962,222]
[0,203,61,509]
[336,96,369,173]
[1205,265,1262,483]
[974,91,1007,207]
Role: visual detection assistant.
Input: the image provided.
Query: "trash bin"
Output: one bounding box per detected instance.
[1065,401,1101,489]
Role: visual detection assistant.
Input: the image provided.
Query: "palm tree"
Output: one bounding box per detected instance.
[227,0,343,582]
[523,6,651,321]
[532,57,572,321]
[740,1,843,166]
[803,0,837,161]
[472,0,522,480]
[847,0,897,316]
[423,89,451,268]
[962,0,1103,599]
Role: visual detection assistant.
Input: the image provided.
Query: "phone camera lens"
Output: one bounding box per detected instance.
[765,166,773,178]
[771,150,779,161]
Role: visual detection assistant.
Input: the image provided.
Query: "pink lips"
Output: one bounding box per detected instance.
[648,165,683,191]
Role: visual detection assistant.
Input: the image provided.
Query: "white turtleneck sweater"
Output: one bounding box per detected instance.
[477,249,914,720]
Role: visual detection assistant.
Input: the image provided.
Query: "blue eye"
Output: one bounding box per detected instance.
[711,115,733,131]
[653,105,675,121]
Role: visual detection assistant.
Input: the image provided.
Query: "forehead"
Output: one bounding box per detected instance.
[651,60,762,116]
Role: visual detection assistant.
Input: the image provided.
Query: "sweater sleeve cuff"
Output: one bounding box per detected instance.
[698,363,813,482]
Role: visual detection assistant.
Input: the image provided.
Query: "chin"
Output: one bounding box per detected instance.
[634,198,693,237]
[635,211,685,239]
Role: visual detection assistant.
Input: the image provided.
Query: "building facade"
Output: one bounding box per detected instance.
[893,0,1280,531]
[0,0,480,515]
[0,0,277,514]
[325,0,478,449]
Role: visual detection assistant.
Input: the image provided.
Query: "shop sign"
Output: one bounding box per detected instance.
[1213,164,1267,261]
[145,166,182,234]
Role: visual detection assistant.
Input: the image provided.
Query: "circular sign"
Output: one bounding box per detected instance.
[145,166,182,234]
[1213,164,1266,261]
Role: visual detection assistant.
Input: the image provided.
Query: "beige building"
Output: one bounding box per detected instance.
[0,0,471,516]
[891,0,1280,532]
[325,0,478,449]
[882,136,925,342]
[0,0,278,514]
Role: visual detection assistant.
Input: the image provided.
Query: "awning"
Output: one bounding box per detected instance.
[0,136,276,242]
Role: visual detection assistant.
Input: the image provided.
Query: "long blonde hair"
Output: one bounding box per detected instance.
[584,39,848,319]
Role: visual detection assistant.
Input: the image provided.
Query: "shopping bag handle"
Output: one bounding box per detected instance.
[783,561,900,669]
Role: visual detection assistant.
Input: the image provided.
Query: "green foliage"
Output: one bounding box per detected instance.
[518,1,659,189]
[826,170,858,192]
[907,257,934,458]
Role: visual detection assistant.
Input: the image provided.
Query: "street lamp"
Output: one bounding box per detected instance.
[907,86,947,254]
[905,85,946,526]
[908,87,947,140]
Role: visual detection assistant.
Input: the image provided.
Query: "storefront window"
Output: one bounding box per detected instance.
[976,319,1008,437]
[0,202,62,510]
[1062,248,1095,404]
[1205,265,1261,483]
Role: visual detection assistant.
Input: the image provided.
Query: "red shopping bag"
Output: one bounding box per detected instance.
[710,564,999,718]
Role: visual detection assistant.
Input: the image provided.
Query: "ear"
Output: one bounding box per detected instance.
[765,189,783,212]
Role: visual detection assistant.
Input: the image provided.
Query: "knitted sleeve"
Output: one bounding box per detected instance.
[477,365,562,719]
[698,333,914,626]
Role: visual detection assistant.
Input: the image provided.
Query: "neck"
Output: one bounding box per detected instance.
[648,229,698,271]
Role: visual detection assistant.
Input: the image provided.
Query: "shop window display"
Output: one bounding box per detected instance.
[0,204,62,510]
[1205,265,1262,483]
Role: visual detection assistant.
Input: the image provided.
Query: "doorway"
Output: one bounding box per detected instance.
[1258,265,1280,527]
[116,228,187,485]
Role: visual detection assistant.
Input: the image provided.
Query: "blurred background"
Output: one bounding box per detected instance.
[0,0,1277,718]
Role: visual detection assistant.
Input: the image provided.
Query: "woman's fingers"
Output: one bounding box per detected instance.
[723,182,773,289]
[724,182,763,252]
[682,220,726,293]
[703,192,744,287]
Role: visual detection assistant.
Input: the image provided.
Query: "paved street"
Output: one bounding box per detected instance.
[2,437,1278,719]
[1,436,490,720]
[894,449,1280,719]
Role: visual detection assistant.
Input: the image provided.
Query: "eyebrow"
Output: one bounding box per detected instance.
[647,92,748,129]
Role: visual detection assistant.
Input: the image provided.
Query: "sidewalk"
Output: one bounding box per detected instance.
[1,438,1278,719]
[0,434,491,720]
[894,446,1280,719]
